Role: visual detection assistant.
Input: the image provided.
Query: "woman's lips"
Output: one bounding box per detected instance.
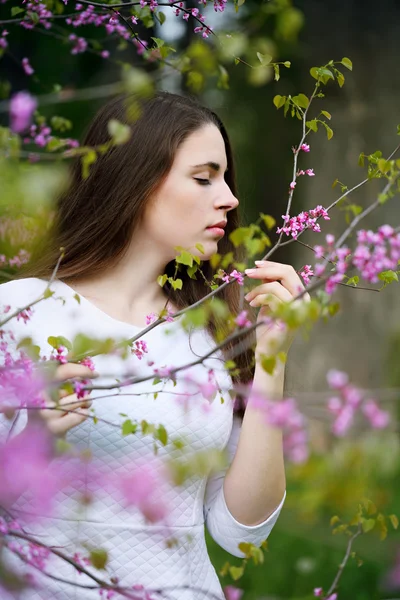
[206,226,225,237]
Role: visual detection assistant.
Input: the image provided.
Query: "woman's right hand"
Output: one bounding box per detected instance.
[36,362,98,437]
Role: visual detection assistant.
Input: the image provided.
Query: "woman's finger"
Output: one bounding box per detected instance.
[245,261,307,297]
[40,394,92,420]
[46,408,90,436]
[245,281,292,305]
[54,362,99,382]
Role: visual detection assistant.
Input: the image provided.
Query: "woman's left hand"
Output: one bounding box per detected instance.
[244,260,311,359]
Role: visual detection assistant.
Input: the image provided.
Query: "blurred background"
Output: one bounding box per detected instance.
[1,0,400,598]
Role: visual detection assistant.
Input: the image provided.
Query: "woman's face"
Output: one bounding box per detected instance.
[143,124,239,262]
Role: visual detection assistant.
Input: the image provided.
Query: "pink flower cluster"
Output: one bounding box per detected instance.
[327,369,390,436]
[313,225,400,294]
[21,2,53,30]
[299,264,314,285]
[51,345,68,364]
[7,539,50,571]
[352,225,400,283]
[131,340,148,360]
[9,91,37,133]
[69,33,88,54]
[221,269,245,286]
[0,29,8,49]
[235,310,252,328]
[224,585,243,600]
[277,205,330,239]
[0,249,31,270]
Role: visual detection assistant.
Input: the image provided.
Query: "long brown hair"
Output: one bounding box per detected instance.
[22,92,256,387]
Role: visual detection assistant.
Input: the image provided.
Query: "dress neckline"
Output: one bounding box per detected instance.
[50,278,183,332]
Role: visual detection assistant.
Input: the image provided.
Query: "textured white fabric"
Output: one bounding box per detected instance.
[0,278,285,599]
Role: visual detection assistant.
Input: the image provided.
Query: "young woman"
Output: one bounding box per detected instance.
[0,92,308,599]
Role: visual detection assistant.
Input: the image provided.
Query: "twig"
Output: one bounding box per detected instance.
[323,523,363,599]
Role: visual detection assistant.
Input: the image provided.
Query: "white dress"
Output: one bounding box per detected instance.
[0,278,285,600]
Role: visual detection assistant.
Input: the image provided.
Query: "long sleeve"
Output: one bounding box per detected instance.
[203,414,286,558]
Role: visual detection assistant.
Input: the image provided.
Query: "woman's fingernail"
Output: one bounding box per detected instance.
[245,269,256,274]
[92,371,100,378]
[254,260,264,264]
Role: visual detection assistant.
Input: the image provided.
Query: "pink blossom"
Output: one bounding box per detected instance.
[305,168,315,176]
[332,404,354,436]
[313,588,323,597]
[235,310,252,328]
[327,369,349,390]
[80,356,96,371]
[73,379,90,399]
[22,57,34,75]
[131,340,148,360]
[9,91,37,133]
[300,143,310,152]
[0,29,8,49]
[224,585,243,600]
[314,245,324,259]
[117,463,168,523]
[289,181,297,190]
[101,50,110,58]
[16,307,33,324]
[362,399,390,429]
[299,264,314,285]
[276,205,330,239]
[326,233,335,245]
[145,312,157,325]
[222,269,244,286]
[69,33,88,54]
[326,595,337,600]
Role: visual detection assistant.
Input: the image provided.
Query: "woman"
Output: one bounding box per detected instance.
[0,92,308,599]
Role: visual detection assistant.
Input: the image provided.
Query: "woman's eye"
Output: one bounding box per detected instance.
[194,178,211,186]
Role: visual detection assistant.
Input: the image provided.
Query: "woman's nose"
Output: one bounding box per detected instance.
[217,183,239,211]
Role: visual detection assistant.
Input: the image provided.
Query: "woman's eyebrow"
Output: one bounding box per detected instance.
[191,161,228,173]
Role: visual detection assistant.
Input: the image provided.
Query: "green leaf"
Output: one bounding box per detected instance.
[283,61,291,68]
[170,278,183,291]
[358,153,365,167]
[310,66,334,84]
[157,274,168,287]
[295,93,309,108]
[341,57,353,71]
[346,276,359,287]
[273,64,280,81]
[389,514,399,529]
[306,119,318,133]
[336,70,345,87]
[107,119,131,145]
[273,95,286,109]
[260,213,276,230]
[157,11,166,24]
[261,355,276,375]
[378,158,390,174]
[229,565,244,581]
[121,419,138,436]
[321,110,331,120]
[89,548,108,570]
[175,250,193,267]
[229,227,251,247]
[11,6,25,16]
[361,518,375,533]
[326,125,333,140]
[81,150,97,179]
[151,36,165,48]
[195,243,205,255]
[256,52,272,66]
[156,424,168,446]
[378,270,398,284]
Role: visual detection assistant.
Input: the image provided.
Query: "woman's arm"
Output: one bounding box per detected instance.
[222,259,310,526]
